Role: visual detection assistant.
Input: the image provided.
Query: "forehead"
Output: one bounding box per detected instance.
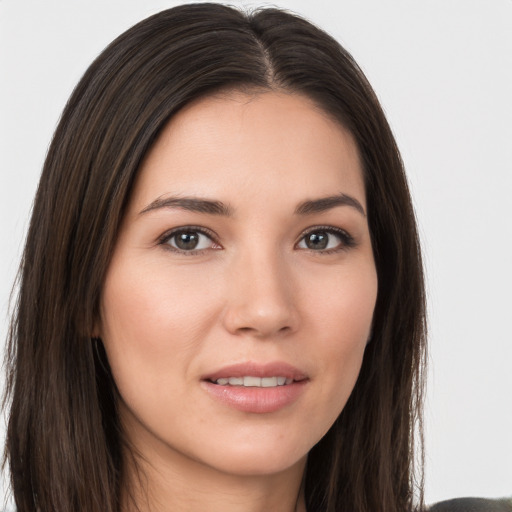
[131,91,365,212]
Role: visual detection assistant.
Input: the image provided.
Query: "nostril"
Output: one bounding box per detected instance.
[234,324,293,338]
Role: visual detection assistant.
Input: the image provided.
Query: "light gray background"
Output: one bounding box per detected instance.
[1,0,511,506]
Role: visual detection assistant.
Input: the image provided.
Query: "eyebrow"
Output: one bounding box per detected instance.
[295,193,366,217]
[139,196,233,216]
[139,192,365,217]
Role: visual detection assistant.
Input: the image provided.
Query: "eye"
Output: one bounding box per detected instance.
[297,227,355,252]
[160,227,219,253]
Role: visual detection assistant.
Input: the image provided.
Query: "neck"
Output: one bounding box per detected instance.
[121,443,307,512]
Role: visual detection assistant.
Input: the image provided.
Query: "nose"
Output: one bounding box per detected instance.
[221,250,300,339]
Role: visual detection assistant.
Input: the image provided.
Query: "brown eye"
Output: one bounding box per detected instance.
[175,232,200,250]
[297,227,355,252]
[304,232,329,250]
[164,229,217,252]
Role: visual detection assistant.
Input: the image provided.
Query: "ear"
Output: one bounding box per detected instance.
[366,322,374,345]
[91,316,102,339]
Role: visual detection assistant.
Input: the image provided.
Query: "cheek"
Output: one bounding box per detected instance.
[306,257,377,343]
[98,256,220,393]
[302,261,377,421]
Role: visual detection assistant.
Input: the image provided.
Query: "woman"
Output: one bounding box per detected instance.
[4,3,476,511]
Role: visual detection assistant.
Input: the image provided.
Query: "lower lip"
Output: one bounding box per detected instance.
[202,380,308,413]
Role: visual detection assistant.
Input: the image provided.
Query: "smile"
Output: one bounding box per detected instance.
[212,376,293,387]
[202,362,308,413]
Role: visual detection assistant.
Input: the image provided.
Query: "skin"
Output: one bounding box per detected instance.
[98,91,378,512]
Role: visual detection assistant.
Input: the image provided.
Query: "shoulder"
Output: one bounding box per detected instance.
[429,497,512,512]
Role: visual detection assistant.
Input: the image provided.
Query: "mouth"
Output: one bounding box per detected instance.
[203,362,307,386]
[210,376,295,387]
[201,362,308,413]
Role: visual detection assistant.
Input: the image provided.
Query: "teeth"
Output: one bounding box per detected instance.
[244,376,261,387]
[214,376,292,387]
[261,377,277,387]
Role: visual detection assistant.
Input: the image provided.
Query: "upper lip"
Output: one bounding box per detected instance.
[202,362,308,382]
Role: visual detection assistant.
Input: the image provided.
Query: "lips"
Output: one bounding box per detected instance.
[203,361,307,383]
[201,362,308,413]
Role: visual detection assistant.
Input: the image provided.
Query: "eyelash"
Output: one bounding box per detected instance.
[158,225,356,255]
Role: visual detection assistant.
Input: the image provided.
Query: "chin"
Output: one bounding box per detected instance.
[210,450,307,478]
[194,431,311,477]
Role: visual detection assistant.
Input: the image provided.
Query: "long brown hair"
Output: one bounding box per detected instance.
[4,4,427,511]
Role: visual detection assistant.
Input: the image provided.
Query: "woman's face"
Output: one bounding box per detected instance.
[99,91,377,478]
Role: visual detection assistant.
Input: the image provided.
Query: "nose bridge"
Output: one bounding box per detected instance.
[222,242,298,337]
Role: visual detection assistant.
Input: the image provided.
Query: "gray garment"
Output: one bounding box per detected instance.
[430,498,512,512]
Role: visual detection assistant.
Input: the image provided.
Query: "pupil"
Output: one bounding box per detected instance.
[176,232,199,250]
[306,232,328,250]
